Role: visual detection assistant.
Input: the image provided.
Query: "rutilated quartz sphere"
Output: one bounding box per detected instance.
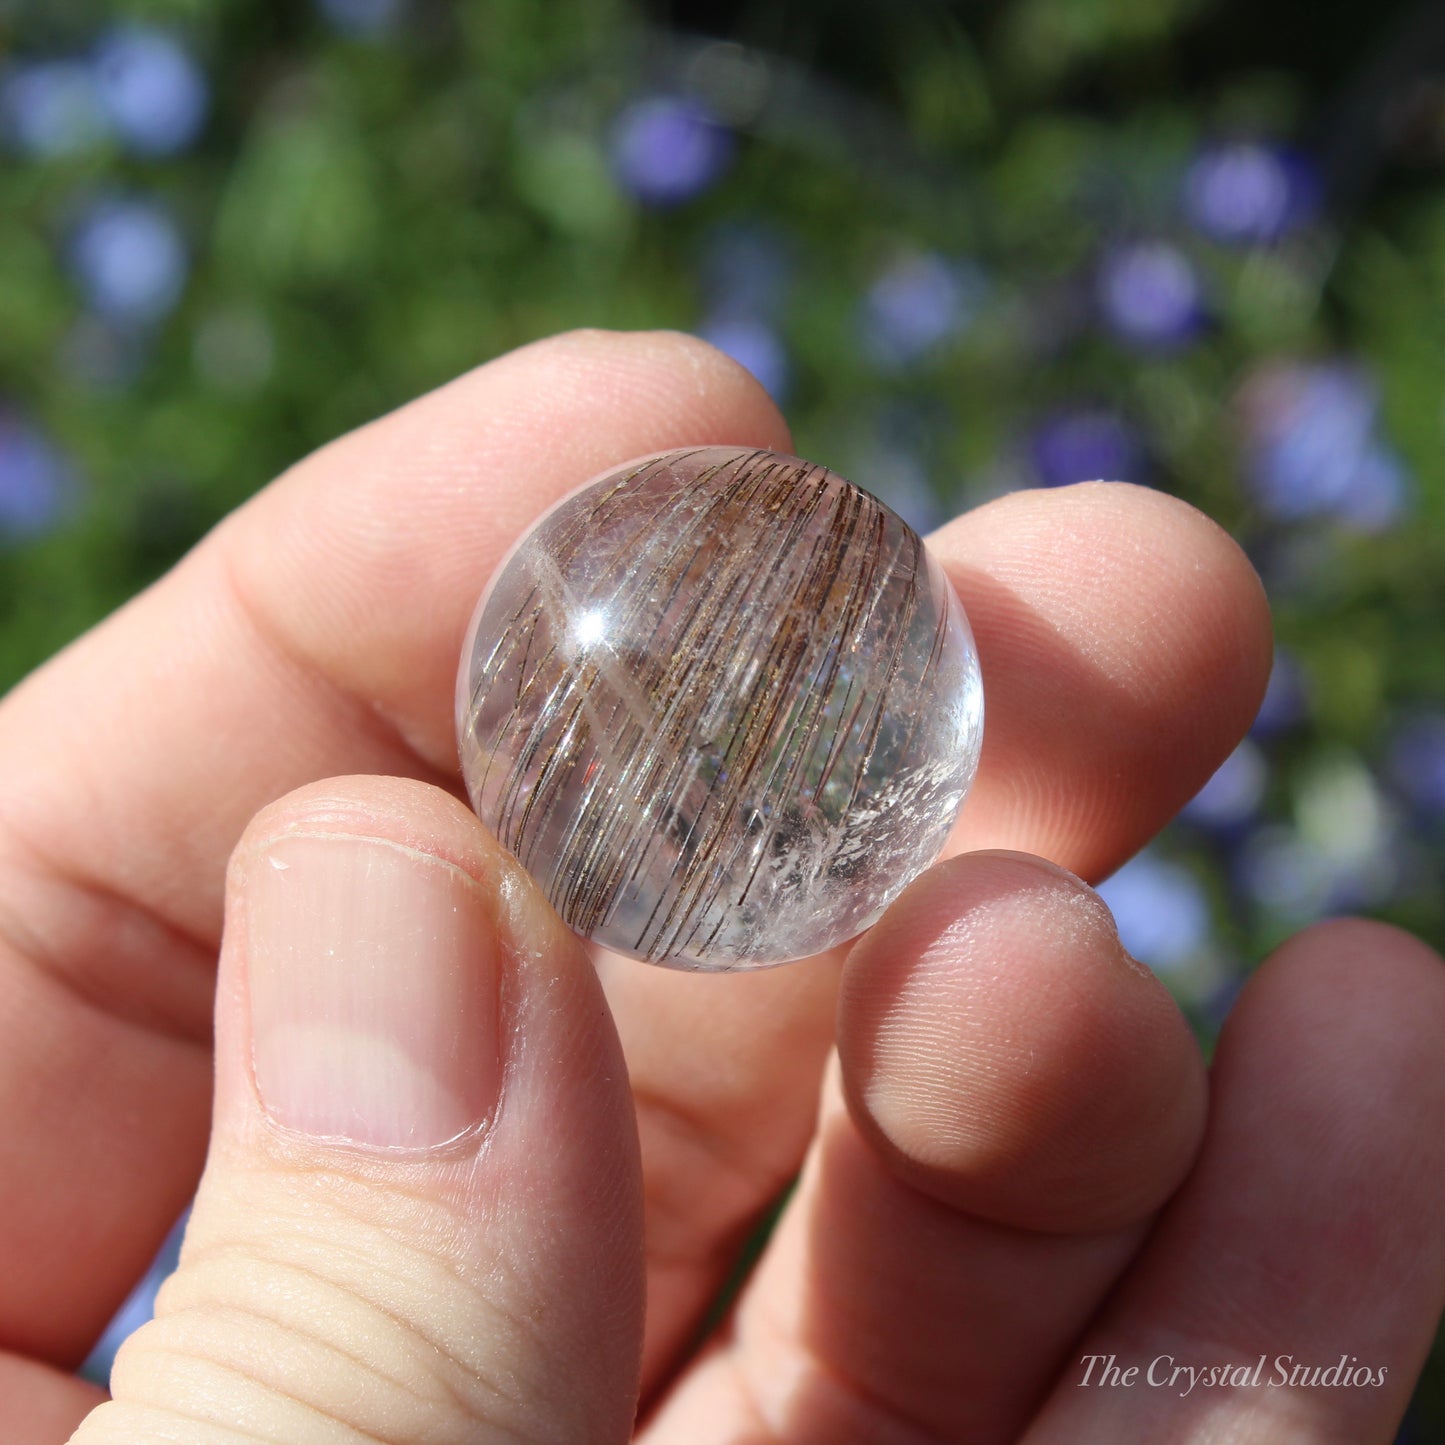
[456,446,984,971]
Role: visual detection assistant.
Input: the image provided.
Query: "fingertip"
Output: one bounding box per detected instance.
[997,483,1274,724]
[237,774,482,857]
[492,326,794,455]
[839,850,1206,1233]
[932,484,1273,881]
[1255,913,1445,988]
[1222,916,1445,1089]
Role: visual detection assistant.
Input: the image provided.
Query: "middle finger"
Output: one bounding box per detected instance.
[640,850,1206,1442]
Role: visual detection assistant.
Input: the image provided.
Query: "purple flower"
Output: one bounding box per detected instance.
[315,0,404,36]
[1184,142,1321,246]
[0,416,75,538]
[1097,241,1204,351]
[1,60,106,157]
[695,316,789,402]
[861,252,983,368]
[69,197,187,325]
[857,446,943,536]
[1028,407,1145,487]
[610,96,732,207]
[1246,750,1400,919]
[698,221,792,319]
[1237,825,1335,923]
[1239,361,1405,527]
[843,405,949,534]
[1387,714,1445,819]
[1239,361,1414,530]
[1097,853,1211,972]
[93,27,207,157]
[1331,442,1412,533]
[1237,819,1398,921]
[1181,739,1268,830]
[1250,648,1309,737]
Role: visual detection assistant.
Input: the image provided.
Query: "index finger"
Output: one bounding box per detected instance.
[0,328,791,1365]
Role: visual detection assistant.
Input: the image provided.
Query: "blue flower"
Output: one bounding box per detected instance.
[93,26,208,157]
[1027,407,1145,487]
[1184,141,1321,246]
[1097,853,1211,973]
[0,416,75,539]
[1181,738,1268,830]
[695,316,790,402]
[315,0,405,36]
[610,95,733,207]
[1241,750,1400,919]
[851,411,945,535]
[1246,364,1373,518]
[1331,442,1411,533]
[1239,361,1411,530]
[1236,821,1399,921]
[698,220,792,319]
[69,197,188,325]
[860,451,942,535]
[1387,714,1445,820]
[1237,824,1335,923]
[1,60,106,158]
[1250,648,1309,737]
[1096,240,1204,352]
[860,252,983,368]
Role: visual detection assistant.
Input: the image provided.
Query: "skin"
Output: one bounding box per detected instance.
[0,329,1440,1443]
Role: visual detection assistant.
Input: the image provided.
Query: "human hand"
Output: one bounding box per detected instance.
[3,331,1441,1444]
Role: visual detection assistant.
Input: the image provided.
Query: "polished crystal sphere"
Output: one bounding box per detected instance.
[456,446,984,971]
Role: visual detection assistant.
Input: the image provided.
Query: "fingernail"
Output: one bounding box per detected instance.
[245,833,500,1150]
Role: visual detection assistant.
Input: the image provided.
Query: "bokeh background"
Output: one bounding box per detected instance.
[3,0,1442,1431]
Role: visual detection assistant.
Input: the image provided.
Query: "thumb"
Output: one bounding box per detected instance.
[74,777,644,1445]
